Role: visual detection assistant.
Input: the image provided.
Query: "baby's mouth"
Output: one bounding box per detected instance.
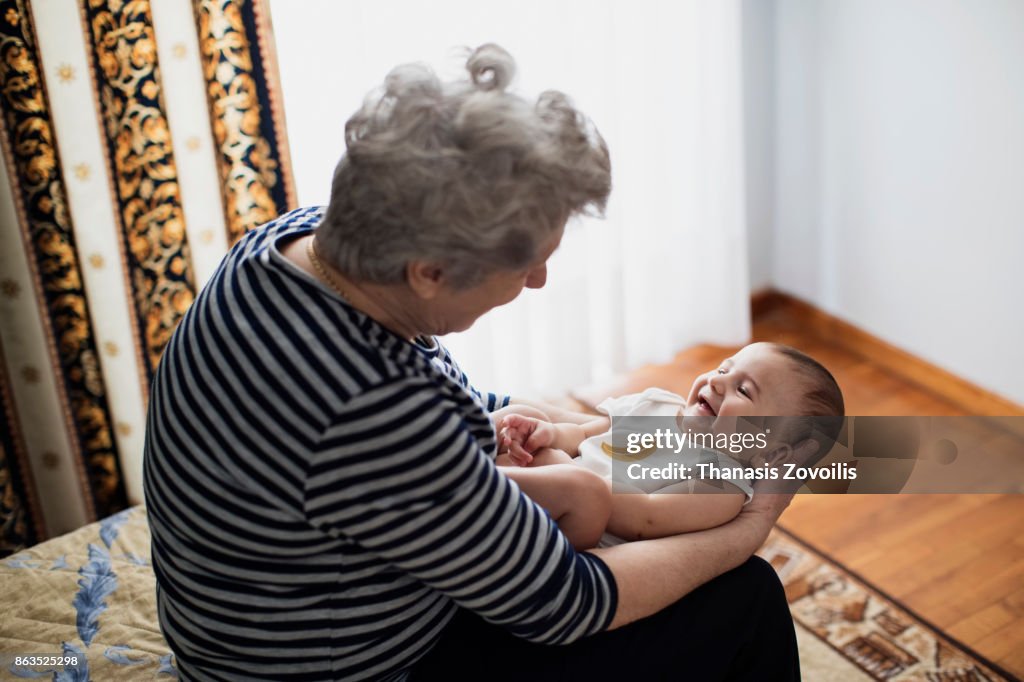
[697,395,718,416]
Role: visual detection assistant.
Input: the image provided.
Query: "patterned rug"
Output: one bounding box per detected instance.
[758,527,1018,681]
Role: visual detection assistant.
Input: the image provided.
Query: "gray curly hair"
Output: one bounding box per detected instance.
[317,44,612,289]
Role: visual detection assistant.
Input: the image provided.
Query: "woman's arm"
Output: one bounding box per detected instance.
[605,481,746,541]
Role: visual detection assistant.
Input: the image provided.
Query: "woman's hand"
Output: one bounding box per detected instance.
[736,479,795,546]
[499,414,559,466]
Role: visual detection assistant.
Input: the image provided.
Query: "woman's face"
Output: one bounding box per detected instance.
[429,228,562,335]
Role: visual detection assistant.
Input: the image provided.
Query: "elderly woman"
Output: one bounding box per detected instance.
[144,45,798,680]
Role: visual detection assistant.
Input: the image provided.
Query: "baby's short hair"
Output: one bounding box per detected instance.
[766,343,845,463]
[771,344,845,417]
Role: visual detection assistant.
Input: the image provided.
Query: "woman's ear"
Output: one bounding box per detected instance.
[406,261,445,299]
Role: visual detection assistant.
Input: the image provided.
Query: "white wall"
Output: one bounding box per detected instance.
[763,0,1024,404]
[741,0,776,292]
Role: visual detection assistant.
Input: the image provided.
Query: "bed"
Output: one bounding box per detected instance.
[0,506,177,678]
[2,505,1013,681]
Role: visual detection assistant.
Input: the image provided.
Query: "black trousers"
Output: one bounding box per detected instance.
[409,556,800,682]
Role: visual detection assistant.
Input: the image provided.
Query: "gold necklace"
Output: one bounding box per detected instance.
[306,238,419,341]
[306,238,350,301]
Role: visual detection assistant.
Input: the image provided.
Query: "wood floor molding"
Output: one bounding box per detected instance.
[751,290,1024,417]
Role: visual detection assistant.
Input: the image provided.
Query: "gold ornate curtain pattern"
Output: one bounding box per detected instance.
[0,339,45,555]
[82,0,197,384]
[0,0,128,540]
[0,0,295,550]
[194,0,296,245]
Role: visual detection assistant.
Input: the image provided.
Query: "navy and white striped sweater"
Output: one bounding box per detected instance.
[143,207,617,681]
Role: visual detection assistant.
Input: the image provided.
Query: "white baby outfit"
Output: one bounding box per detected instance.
[575,388,754,547]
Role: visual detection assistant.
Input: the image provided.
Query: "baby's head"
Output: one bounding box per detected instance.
[683,342,845,466]
[683,342,843,419]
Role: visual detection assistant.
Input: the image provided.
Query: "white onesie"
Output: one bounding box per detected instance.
[575,388,754,547]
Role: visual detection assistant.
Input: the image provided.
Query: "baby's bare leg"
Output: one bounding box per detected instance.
[498,463,611,549]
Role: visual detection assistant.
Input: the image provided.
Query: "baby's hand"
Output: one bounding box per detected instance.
[499,414,558,466]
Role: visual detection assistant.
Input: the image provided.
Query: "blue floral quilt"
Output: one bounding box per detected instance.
[0,506,176,679]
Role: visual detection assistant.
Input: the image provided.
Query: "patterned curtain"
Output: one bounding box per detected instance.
[0,0,295,555]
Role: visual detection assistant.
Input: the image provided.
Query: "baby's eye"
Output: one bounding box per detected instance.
[738,385,751,398]
[717,368,728,375]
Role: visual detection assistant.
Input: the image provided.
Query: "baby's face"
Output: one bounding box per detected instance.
[683,343,807,418]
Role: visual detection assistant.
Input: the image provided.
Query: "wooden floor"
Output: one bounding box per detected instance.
[571,300,1024,677]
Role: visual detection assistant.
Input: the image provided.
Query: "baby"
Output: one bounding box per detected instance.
[493,342,845,548]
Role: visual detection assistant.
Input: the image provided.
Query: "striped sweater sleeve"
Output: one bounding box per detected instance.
[302,376,617,644]
[433,339,509,412]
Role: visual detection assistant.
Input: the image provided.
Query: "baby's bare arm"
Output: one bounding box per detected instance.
[548,418,609,456]
[493,404,608,460]
[506,398,600,425]
[490,404,550,431]
[606,481,746,541]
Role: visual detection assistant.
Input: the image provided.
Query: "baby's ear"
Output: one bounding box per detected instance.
[761,438,819,468]
[753,443,791,468]
[790,437,821,466]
